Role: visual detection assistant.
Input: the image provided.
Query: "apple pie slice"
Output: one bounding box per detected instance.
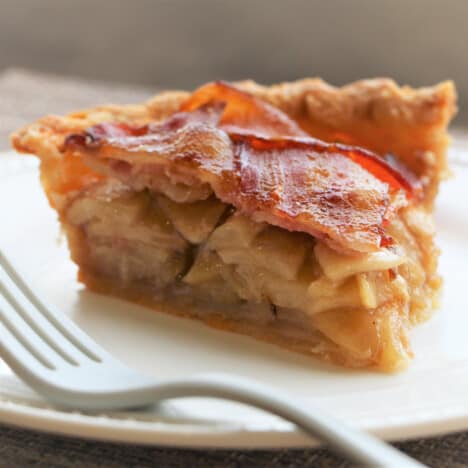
[11,79,456,371]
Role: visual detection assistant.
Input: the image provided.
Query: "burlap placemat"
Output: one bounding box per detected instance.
[0,68,467,468]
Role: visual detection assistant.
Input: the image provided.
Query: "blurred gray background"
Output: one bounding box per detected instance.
[0,0,466,122]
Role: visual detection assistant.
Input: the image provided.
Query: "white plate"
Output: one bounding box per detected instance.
[1,145,468,449]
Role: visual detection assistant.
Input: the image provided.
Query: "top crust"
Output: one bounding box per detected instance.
[236,78,456,127]
[12,78,456,205]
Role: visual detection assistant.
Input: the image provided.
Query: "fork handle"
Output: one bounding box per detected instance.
[148,374,425,468]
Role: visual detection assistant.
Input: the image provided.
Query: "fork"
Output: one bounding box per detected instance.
[0,249,424,467]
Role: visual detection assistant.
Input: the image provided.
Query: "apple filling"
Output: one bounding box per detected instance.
[63,178,435,370]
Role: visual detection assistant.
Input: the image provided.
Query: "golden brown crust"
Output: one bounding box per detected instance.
[12,78,456,206]
[236,78,456,126]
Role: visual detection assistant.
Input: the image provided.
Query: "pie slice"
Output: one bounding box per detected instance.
[11,78,456,371]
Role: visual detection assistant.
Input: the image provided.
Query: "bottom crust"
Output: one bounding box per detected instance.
[78,269,379,370]
[77,265,428,372]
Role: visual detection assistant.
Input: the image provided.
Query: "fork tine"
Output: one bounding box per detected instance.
[0,322,57,391]
[0,249,104,363]
[0,295,56,370]
[0,265,80,366]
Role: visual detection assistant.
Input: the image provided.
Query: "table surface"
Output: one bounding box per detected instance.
[1,68,467,468]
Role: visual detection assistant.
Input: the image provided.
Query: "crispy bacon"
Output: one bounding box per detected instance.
[225,132,397,252]
[181,81,308,138]
[62,82,424,252]
[180,81,419,199]
[64,102,416,252]
[229,132,418,198]
[64,102,225,149]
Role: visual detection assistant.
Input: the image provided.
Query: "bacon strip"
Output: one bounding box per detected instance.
[64,104,414,252]
[181,81,419,199]
[65,102,225,148]
[63,82,423,252]
[181,81,308,138]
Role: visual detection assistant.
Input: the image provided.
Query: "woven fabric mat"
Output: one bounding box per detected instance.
[1,68,467,468]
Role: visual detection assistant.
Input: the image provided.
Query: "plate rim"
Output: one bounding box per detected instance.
[2,395,468,448]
